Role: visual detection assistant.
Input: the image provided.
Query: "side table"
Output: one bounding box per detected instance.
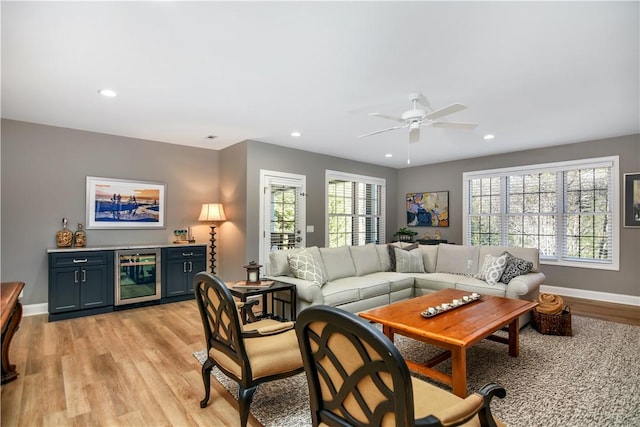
[1,281,25,384]
[229,281,297,323]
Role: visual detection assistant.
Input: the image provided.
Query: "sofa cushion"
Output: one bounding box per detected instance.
[287,250,327,286]
[435,245,480,275]
[268,247,303,276]
[366,272,415,293]
[320,246,357,281]
[394,247,425,273]
[454,276,508,297]
[500,252,534,284]
[388,243,418,272]
[419,245,439,273]
[477,253,509,285]
[375,244,392,272]
[322,276,389,306]
[349,244,382,276]
[268,246,325,277]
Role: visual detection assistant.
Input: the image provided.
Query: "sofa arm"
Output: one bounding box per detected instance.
[265,276,325,305]
[506,272,545,298]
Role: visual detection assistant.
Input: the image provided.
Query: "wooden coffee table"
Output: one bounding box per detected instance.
[359,288,537,397]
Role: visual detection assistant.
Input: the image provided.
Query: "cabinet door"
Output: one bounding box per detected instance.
[186,256,207,294]
[165,259,188,296]
[80,265,109,309]
[49,266,81,312]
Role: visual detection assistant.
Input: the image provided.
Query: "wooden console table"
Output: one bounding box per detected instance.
[1,281,25,384]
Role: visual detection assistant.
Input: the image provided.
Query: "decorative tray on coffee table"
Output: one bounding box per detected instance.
[420,293,481,318]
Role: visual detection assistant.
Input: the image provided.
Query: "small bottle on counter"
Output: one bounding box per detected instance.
[74,223,86,247]
[56,218,73,248]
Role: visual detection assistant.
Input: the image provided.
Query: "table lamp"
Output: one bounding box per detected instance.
[198,203,226,274]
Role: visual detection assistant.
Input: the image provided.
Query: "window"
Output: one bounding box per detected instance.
[326,170,385,247]
[463,156,619,270]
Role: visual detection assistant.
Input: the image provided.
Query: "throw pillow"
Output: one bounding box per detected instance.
[394,247,425,273]
[477,253,509,285]
[500,252,534,284]
[387,243,418,272]
[287,250,326,286]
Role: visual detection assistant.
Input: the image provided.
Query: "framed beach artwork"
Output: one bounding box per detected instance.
[86,176,166,229]
[623,172,640,228]
[406,191,449,227]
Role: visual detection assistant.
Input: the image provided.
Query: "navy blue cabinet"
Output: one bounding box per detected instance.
[48,251,114,321]
[162,246,207,300]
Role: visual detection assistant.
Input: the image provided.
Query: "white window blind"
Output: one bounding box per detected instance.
[463,156,619,270]
[326,170,385,247]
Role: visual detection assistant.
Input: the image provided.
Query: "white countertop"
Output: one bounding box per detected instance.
[47,242,206,253]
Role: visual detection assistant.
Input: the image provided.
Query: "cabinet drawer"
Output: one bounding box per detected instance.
[50,251,109,267]
[165,246,206,260]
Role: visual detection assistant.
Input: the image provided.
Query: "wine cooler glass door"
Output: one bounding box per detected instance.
[115,250,161,305]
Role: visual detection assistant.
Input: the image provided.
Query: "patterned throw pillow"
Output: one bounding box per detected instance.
[394,247,425,273]
[477,253,509,285]
[287,250,326,286]
[387,243,418,272]
[500,252,534,284]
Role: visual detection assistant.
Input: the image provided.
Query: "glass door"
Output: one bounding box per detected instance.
[115,249,161,305]
[259,170,306,271]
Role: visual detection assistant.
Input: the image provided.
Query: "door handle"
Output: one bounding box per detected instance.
[295,236,302,242]
[188,261,193,272]
[82,269,87,283]
[183,262,187,273]
[74,270,79,284]
[73,258,88,264]
[182,252,193,257]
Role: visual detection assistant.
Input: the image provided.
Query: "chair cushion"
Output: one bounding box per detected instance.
[211,319,302,381]
[476,253,509,285]
[411,377,505,427]
[287,249,327,285]
[394,247,425,273]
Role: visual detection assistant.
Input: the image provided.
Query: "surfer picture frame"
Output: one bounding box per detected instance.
[86,176,166,229]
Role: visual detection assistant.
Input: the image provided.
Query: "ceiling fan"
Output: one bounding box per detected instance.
[358,92,478,144]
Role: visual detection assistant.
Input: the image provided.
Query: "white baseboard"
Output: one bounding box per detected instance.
[540,285,640,307]
[22,286,639,316]
[23,303,48,317]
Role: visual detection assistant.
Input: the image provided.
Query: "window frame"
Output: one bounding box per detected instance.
[325,170,386,247]
[463,156,619,271]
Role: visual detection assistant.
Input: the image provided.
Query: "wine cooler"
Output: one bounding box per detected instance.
[115,249,161,305]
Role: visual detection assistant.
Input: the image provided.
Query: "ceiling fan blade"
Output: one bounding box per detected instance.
[358,124,407,138]
[426,103,467,120]
[430,121,478,130]
[368,112,405,123]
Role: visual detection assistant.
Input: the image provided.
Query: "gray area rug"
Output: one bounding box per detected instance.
[194,316,640,427]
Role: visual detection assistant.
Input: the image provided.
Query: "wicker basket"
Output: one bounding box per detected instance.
[532,306,573,336]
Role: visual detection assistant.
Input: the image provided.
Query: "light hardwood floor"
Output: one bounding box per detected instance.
[2,297,638,426]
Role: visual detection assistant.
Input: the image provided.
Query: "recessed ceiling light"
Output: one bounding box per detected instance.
[483,134,495,140]
[385,153,393,158]
[98,88,117,97]
[291,131,302,137]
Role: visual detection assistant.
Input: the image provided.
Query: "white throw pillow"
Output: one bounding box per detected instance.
[477,253,509,285]
[394,247,425,273]
[287,250,326,286]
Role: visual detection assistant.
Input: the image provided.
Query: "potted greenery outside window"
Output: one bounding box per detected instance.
[394,227,418,242]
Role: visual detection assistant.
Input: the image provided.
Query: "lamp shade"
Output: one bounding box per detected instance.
[198,203,226,222]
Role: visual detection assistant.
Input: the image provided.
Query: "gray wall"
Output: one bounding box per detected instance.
[244,140,399,260]
[397,134,640,298]
[1,119,221,305]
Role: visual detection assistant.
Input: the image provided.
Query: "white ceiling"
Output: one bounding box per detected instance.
[2,1,639,168]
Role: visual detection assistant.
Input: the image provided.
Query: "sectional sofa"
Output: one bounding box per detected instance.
[266,243,544,325]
